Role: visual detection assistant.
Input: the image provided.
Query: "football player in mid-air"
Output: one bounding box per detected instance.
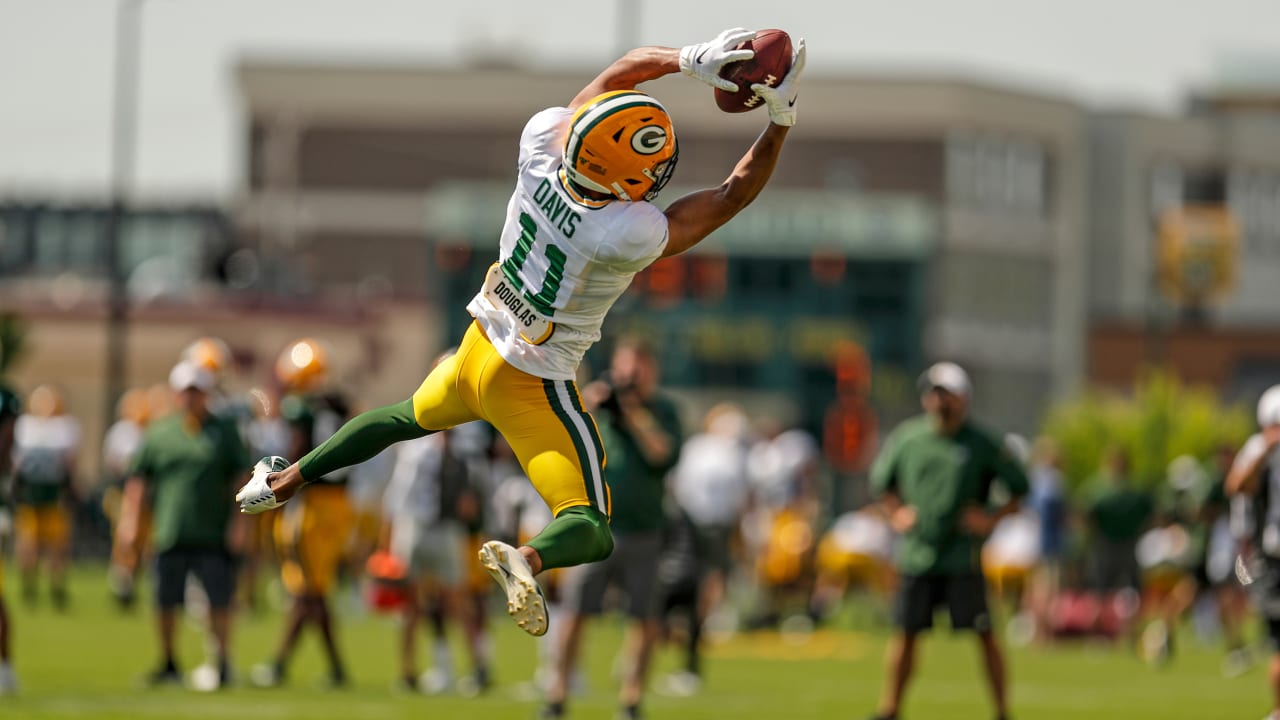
[237,27,806,638]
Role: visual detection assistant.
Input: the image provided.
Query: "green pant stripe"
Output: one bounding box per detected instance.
[542,379,604,511]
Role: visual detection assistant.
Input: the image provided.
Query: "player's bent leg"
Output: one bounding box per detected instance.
[489,375,613,569]
[529,506,614,570]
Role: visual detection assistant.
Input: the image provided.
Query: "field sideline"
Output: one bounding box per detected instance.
[0,566,1262,719]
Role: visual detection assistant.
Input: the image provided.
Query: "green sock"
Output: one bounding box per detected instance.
[298,399,429,481]
[527,506,613,571]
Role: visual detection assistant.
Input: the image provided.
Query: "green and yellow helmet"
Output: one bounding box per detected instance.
[562,90,679,203]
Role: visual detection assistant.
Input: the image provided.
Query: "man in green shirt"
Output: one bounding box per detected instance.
[869,362,1028,720]
[544,338,683,720]
[117,361,249,689]
[1084,449,1153,594]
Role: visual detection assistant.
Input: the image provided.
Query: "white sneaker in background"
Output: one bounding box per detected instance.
[418,667,453,695]
[0,662,18,695]
[658,670,702,697]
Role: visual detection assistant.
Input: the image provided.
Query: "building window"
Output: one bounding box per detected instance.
[946,132,1049,217]
[1149,161,1183,221]
[1228,168,1280,257]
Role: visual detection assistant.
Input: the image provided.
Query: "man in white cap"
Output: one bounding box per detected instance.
[868,361,1028,720]
[115,361,249,689]
[1226,384,1280,720]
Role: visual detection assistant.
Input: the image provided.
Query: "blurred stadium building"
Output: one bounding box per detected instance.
[2,61,1280,482]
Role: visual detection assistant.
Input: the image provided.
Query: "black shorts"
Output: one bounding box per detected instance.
[660,574,699,616]
[694,524,735,576]
[562,531,663,620]
[155,548,235,610]
[894,573,992,634]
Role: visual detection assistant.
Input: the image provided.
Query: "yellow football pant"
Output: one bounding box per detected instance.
[275,484,354,597]
[16,505,71,552]
[411,322,608,517]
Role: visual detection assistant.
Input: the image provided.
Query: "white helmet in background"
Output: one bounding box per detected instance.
[1259,385,1280,428]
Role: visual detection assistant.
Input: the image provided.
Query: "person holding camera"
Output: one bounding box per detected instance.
[543,337,683,720]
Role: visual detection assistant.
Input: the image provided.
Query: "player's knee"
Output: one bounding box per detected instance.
[593,520,615,562]
[569,505,614,563]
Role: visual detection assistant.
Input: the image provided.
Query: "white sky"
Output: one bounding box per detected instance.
[2,0,1278,200]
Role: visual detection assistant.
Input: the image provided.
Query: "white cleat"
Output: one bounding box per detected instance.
[479,540,548,637]
[236,456,291,515]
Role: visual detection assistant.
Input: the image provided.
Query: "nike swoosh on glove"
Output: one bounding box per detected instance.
[679,27,758,92]
[751,37,806,127]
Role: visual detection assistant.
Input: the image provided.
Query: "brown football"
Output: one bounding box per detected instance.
[713,29,794,113]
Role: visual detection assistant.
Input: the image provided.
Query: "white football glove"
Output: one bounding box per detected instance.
[236,456,291,514]
[679,27,758,92]
[751,38,806,127]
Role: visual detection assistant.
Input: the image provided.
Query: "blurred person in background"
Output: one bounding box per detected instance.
[1137,455,1213,664]
[1023,436,1067,643]
[239,386,291,612]
[452,420,499,697]
[181,337,234,413]
[103,388,153,609]
[652,499,703,698]
[980,435,1038,627]
[12,384,80,610]
[1201,444,1253,676]
[545,338,682,720]
[0,382,21,693]
[490,437,561,691]
[1226,384,1280,720]
[868,362,1028,720]
[809,504,895,626]
[670,403,752,666]
[747,427,824,629]
[346,445,396,608]
[252,339,355,689]
[380,382,492,695]
[1084,447,1153,643]
[115,361,249,689]
[236,27,806,643]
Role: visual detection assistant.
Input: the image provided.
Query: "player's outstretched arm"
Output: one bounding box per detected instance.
[661,38,805,258]
[569,28,757,109]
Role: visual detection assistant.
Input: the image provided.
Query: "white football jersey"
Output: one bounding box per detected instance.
[13,414,81,486]
[466,107,670,381]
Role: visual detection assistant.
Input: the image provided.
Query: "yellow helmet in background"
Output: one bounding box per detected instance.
[27,384,66,417]
[116,387,150,425]
[182,337,233,377]
[275,338,331,394]
[562,90,679,202]
[145,383,173,420]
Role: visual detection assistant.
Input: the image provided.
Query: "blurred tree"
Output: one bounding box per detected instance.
[0,313,27,377]
[1042,368,1252,495]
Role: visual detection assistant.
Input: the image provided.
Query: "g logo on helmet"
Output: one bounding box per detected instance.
[631,125,668,155]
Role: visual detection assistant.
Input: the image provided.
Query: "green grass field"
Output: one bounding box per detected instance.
[0,566,1264,719]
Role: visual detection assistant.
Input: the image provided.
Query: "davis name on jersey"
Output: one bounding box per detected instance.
[467,106,670,381]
